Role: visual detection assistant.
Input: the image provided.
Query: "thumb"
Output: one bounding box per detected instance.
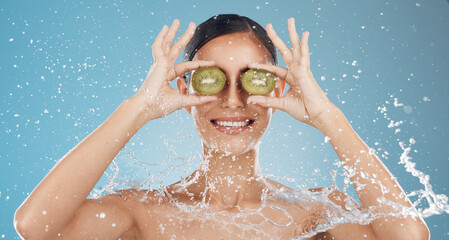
[247,95,286,111]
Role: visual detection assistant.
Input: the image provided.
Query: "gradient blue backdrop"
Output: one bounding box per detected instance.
[1,0,448,239]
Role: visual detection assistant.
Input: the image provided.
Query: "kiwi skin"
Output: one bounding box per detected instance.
[192,67,226,95]
[241,69,276,95]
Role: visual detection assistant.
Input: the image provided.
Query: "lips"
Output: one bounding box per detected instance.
[210,117,255,135]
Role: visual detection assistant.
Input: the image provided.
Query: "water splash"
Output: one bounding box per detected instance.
[399,140,449,218]
[92,94,448,239]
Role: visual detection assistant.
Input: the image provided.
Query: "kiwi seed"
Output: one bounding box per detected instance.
[241,69,276,95]
[192,67,226,95]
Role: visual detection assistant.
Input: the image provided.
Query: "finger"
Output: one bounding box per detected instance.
[288,18,301,59]
[248,63,288,79]
[266,23,292,63]
[248,62,298,87]
[169,60,216,81]
[247,95,286,112]
[169,22,196,62]
[152,25,169,59]
[300,31,311,69]
[162,19,180,55]
[179,94,218,108]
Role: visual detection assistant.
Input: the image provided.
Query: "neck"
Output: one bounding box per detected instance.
[190,142,265,209]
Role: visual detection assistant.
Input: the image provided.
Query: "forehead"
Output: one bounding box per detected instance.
[192,32,271,65]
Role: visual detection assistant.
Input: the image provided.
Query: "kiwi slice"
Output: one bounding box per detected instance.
[192,67,226,95]
[241,69,276,95]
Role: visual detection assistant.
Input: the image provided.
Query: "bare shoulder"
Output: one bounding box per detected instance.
[51,189,145,239]
[83,188,179,239]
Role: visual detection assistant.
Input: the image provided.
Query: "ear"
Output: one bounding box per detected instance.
[176,76,192,114]
[272,78,286,114]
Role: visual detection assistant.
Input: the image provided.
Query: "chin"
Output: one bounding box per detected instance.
[204,138,258,156]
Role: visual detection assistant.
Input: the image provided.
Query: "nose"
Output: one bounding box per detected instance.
[219,78,245,109]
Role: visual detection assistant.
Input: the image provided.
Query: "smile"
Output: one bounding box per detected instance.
[212,120,252,128]
[210,117,255,135]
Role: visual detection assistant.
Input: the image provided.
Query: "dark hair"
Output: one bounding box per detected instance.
[182,14,277,82]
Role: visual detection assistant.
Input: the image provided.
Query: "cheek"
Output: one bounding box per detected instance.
[260,110,272,129]
[191,106,205,124]
[191,104,214,126]
[250,104,272,120]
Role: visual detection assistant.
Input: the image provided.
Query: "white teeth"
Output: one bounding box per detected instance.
[214,120,251,128]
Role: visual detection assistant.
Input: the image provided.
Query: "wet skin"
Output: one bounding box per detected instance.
[75,25,339,240]
[117,30,333,239]
[14,18,429,240]
[91,25,357,240]
[103,18,428,239]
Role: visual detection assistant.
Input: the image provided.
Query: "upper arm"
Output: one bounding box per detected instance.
[51,190,137,239]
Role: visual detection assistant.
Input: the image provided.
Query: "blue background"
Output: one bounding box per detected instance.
[1,0,448,239]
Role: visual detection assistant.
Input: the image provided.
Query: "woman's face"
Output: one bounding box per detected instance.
[177,32,285,156]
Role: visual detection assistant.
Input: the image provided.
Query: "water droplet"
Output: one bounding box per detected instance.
[403,105,413,114]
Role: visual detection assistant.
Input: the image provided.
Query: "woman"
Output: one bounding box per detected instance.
[14,14,429,239]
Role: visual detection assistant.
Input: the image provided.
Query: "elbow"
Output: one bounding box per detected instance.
[14,208,47,240]
[14,213,30,240]
[15,219,47,240]
[14,209,34,240]
[14,207,26,238]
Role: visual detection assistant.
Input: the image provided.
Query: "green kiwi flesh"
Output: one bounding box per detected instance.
[241,69,276,95]
[192,67,226,95]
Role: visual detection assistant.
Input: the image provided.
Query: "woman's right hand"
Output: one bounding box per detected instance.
[132,19,217,122]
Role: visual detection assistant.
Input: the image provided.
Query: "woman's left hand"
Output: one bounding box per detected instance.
[247,18,339,129]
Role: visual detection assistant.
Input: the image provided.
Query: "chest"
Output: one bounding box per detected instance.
[133,207,321,240]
